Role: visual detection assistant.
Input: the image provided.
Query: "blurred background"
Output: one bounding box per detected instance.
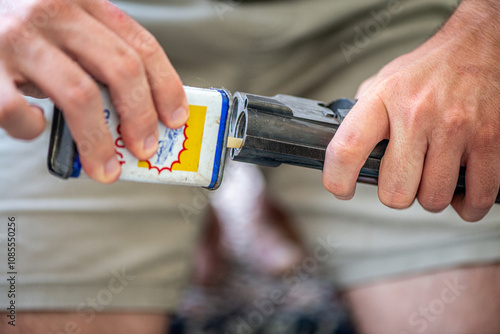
[170,163,356,334]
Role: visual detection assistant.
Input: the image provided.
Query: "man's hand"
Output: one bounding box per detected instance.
[323,0,500,222]
[0,0,188,183]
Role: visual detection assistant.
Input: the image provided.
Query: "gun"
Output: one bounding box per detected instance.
[47,86,500,203]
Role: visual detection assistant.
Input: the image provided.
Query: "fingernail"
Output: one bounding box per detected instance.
[105,158,120,178]
[143,134,158,153]
[171,105,189,127]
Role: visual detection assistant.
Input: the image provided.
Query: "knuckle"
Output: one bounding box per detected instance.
[467,196,495,213]
[323,143,356,197]
[23,0,56,24]
[460,210,486,223]
[41,0,72,19]
[113,50,144,80]
[379,187,414,209]
[0,17,26,47]
[418,195,450,213]
[65,78,100,108]
[20,0,41,20]
[0,0,69,46]
[440,111,468,137]
[357,77,375,95]
[133,30,161,60]
[123,111,156,139]
[460,215,481,223]
[0,16,23,35]
[328,135,362,167]
[475,123,500,146]
[322,176,349,198]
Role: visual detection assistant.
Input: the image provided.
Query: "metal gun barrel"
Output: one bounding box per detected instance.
[228,92,500,203]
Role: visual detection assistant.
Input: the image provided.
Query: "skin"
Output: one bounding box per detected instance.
[343,262,500,334]
[0,0,189,183]
[0,313,169,334]
[323,0,500,222]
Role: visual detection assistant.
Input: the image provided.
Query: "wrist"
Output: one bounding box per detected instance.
[421,0,500,77]
[436,0,500,55]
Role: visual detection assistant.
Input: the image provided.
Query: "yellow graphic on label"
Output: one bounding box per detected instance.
[138,105,207,173]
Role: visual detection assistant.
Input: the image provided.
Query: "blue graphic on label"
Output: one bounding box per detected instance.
[153,126,187,168]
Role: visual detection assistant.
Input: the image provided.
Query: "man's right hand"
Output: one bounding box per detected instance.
[0,0,188,183]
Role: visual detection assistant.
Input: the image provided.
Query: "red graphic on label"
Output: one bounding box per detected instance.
[114,123,189,174]
[114,125,126,165]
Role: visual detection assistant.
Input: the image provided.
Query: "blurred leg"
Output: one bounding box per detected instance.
[0,313,170,334]
[210,163,305,277]
[343,263,500,334]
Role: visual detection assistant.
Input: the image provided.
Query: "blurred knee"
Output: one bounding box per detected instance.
[0,312,170,334]
[343,262,500,334]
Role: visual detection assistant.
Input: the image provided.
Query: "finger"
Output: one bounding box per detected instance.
[355,75,378,99]
[46,6,159,160]
[323,94,389,200]
[16,37,120,183]
[81,0,189,128]
[0,63,45,139]
[0,102,45,140]
[451,149,500,222]
[377,106,428,209]
[417,138,464,212]
[0,75,45,139]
